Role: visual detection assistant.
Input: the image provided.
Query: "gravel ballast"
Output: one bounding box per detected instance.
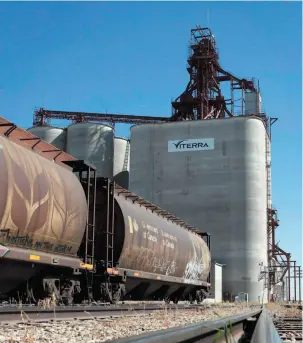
[267,303,302,343]
[266,303,302,318]
[0,304,259,343]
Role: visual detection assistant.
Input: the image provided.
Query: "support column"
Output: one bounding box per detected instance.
[294,261,297,302]
[299,266,301,302]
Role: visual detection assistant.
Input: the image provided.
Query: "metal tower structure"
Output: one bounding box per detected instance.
[170,26,293,301]
[171,26,257,121]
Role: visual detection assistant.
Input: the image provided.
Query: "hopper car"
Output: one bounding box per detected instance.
[0,121,211,305]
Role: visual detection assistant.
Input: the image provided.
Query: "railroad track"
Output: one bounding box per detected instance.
[273,317,303,342]
[109,309,263,343]
[0,302,207,324]
[0,305,265,342]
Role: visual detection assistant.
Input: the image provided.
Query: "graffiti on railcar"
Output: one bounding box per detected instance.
[0,228,73,254]
[117,197,211,282]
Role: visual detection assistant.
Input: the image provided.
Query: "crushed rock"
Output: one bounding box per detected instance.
[0,304,259,343]
[266,303,302,318]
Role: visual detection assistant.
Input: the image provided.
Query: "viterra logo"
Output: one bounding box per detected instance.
[173,140,209,149]
[168,138,215,152]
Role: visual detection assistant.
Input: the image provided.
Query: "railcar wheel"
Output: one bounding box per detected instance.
[100,283,111,303]
[111,288,121,304]
[26,279,45,305]
[164,297,170,304]
[173,297,179,304]
[196,290,203,304]
[188,293,195,304]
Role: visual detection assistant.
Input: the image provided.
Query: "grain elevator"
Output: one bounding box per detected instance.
[28,25,293,302]
[128,26,276,302]
[129,116,268,301]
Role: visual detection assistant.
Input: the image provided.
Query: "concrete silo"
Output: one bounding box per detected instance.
[129,116,268,302]
[113,137,130,189]
[27,126,67,151]
[66,122,114,178]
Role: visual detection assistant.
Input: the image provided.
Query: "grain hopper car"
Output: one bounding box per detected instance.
[0,117,211,305]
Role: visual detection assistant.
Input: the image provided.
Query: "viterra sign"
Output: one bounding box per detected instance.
[168,138,215,152]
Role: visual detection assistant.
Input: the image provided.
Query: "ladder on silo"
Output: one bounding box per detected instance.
[265,135,272,208]
[265,130,273,298]
[265,133,272,253]
[122,141,130,172]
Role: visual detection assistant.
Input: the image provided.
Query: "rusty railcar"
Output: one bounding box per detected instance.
[0,134,90,298]
[0,117,211,304]
[93,182,211,303]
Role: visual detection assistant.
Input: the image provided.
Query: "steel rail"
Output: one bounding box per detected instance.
[0,303,209,324]
[251,308,283,343]
[106,309,262,343]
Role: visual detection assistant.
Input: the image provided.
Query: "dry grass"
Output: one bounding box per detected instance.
[37,296,56,310]
[0,303,261,342]
[3,300,301,342]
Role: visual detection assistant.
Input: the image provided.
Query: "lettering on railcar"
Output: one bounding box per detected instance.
[34,241,43,249]
[143,232,158,243]
[139,221,178,249]
[160,229,177,242]
[53,244,73,254]
[162,239,174,249]
[145,224,158,234]
[0,228,73,254]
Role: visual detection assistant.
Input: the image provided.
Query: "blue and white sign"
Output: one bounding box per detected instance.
[168,138,215,152]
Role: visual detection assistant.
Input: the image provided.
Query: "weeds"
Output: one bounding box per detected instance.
[213,321,236,343]
[2,302,264,343]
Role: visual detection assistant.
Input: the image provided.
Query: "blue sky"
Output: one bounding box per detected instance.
[0,1,302,271]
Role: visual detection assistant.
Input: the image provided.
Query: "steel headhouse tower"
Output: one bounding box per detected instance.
[171,26,256,121]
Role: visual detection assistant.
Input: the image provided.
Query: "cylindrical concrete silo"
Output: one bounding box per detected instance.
[27,126,67,151]
[113,137,130,189]
[129,116,268,302]
[66,122,114,178]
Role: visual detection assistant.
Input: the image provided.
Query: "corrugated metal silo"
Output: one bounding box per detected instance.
[129,116,268,302]
[113,137,130,189]
[27,126,67,150]
[66,122,114,178]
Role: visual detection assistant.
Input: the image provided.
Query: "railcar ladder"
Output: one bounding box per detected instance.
[82,166,97,301]
[105,179,115,270]
[62,160,97,301]
[83,166,97,267]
